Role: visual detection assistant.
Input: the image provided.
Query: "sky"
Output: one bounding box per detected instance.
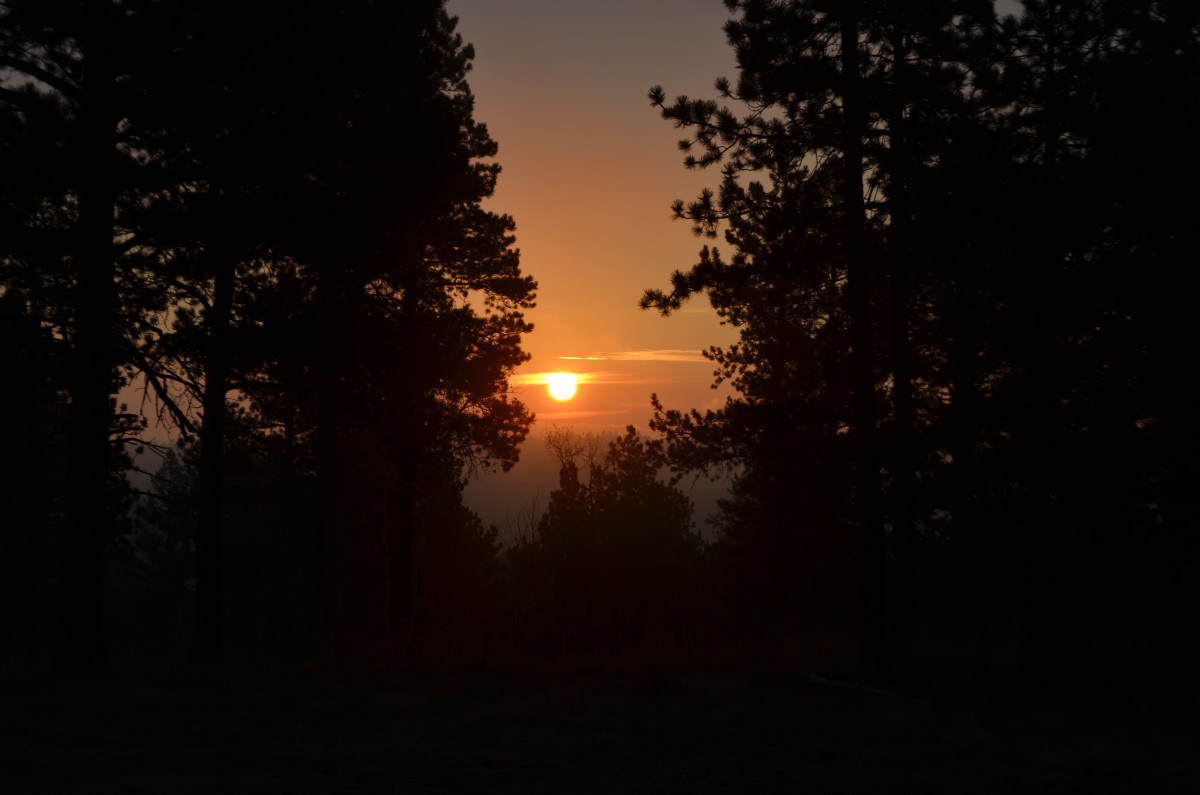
[447,0,741,431]
[445,0,747,528]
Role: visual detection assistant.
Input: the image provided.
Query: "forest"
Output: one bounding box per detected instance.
[2,0,1197,701]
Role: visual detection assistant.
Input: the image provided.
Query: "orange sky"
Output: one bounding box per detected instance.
[448,0,741,434]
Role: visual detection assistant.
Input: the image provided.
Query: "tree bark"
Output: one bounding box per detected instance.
[390,449,417,641]
[62,3,116,671]
[313,266,344,643]
[1022,0,1062,686]
[885,24,918,674]
[193,254,235,659]
[841,2,886,674]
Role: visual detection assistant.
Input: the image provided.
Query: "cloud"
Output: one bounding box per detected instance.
[511,352,716,389]
[511,371,660,387]
[559,349,710,363]
[511,371,584,386]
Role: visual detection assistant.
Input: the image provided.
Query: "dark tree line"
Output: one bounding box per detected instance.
[501,427,704,651]
[4,0,1196,680]
[644,0,1199,681]
[1,0,535,668]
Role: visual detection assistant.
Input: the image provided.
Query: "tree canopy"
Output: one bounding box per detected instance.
[1,0,535,664]
[644,0,1198,679]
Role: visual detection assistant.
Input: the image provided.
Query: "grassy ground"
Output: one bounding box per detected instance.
[5,648,1197,794]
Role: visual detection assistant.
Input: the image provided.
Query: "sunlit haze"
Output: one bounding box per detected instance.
[444,1,746,528]
[448,0,740,433]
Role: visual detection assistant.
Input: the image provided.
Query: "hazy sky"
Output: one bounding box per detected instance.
[446,0,747,528]
[447,0,742,433]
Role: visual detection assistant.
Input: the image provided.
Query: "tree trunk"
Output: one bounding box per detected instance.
[1101,394,1136,684]
[8,305,48,658]
[841,2,886,674]
[62,4,116,671]
[1102,501,1132,684]
[390,449,417,641]
[313,268,343,643]
[193,254,235,659]
[1022,0,1062,686]
[885,24,918,674]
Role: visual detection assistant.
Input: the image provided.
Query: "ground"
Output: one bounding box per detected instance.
[5,654,1197,793]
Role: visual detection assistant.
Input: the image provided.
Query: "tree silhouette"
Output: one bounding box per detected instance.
[2,0,535,662]
[0,0,176,667]
[646,0,903,668]
[156,0,535,650]
[523,427,699,648]
[645,0,1199,680]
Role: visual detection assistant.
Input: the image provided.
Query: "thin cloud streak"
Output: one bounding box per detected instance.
[559,349,710,363]
[512,371,664,387]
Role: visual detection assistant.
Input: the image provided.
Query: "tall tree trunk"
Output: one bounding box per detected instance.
[1102,492,1132,684]
[1022,0,1061,685]
[389,242,428,643]
[63,3,116,671]
[313,266,344,644]
[1101,391,1135,684]
[885,24,918,673]
[945,335,985,649]
[8,305,47,658]
[390,449,417,641]
[841,2,886,674]
[314,400,337,639]
[193,254,235,659]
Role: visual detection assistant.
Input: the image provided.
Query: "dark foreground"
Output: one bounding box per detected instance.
[4,656,1196,794]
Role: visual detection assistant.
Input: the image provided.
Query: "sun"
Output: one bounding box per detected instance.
[546,372,578,401]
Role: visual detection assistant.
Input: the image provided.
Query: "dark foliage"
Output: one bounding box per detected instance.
[645,0,1199,682]
[3,0,1197,686]
[502,428,704,651]
[1,0,534,666]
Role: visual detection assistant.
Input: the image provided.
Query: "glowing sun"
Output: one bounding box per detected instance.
[546,372,578,401]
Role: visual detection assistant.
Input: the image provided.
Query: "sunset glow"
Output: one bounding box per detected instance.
[546,372,578,401]
[449,0,739,433]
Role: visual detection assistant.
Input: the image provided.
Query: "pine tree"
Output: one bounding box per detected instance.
[2,0,536,660]
[646,0,1199,679]
[0,0,171,667]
